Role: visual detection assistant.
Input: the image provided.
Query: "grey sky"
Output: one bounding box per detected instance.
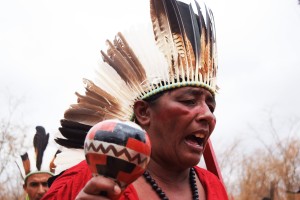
[0,0,300,152]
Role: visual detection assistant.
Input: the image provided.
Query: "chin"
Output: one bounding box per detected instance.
[182,153,202,168]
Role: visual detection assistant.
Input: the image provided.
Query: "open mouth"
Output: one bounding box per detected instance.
[185,133,206,147]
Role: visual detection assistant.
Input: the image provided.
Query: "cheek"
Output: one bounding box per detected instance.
[209,118,216,133]
[154,103,190,122]
[151,106,192,142]
[25,188,35,196]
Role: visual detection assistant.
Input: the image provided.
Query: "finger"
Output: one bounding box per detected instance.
[83,176,121,197]
[108,184,122,200]
[75,190,110,200]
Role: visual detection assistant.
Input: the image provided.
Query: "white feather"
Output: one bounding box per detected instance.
[54,148,85,175]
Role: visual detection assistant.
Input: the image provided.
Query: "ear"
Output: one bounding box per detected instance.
[133,100,150,127]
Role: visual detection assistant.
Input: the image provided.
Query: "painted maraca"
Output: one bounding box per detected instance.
[84,119,151,192]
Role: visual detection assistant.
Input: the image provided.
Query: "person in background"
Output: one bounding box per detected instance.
[43,0,229,199]
[16,126,60,200]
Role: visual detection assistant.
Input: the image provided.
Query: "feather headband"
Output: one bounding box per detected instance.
[16,126,61,181]
[56,0,218,149]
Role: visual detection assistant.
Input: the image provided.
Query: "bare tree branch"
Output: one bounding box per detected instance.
[0,93,29,199]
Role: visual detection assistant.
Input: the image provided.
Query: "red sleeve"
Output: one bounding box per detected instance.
[42,160,92,200]
[119,184,139,200]
[195,166,229,200]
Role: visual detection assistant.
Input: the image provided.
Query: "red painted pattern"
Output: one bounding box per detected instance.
[125,136,151,156]
[85,153,107,174]
[117,165,144,185]
[87,121,117,140]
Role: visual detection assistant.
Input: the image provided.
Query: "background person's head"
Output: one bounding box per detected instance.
[16,126,60,200]
[23,172,52,200]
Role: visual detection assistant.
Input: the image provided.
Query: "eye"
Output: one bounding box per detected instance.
[30,182,39,187]
[208,104,215,113]
[42,182,48,187]
[180,99,196,105]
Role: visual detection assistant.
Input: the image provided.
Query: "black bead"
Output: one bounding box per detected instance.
[157,188,162,193]
[152,183,158,189]
[143,168,199,200]
[159,191,166,198]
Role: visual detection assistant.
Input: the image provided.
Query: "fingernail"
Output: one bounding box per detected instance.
[114,184,121,194]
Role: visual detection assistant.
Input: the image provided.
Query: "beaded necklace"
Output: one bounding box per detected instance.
[143,168,199,200]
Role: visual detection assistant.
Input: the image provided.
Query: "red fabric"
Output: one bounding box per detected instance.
[42,160,92,200]
[194,167,228,200]
[121,167,228,200]
[42,160,228,200]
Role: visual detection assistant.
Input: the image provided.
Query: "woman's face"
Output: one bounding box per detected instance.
[146,86,216,169]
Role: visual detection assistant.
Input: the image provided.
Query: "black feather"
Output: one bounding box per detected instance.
[55,119,92,149]
[60,119,91,131]
[21,152,28,161]
[59,127,87,143]
[34,126,49,170]
[55,138,85,149]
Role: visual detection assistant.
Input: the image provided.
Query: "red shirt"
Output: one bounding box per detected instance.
[42,160,228,200]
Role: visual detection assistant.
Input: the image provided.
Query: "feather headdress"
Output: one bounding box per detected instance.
[16,126,61,181]
[56,0,218,149]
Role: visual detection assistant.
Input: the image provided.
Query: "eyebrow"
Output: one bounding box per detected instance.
[29,181,48,185]
[182,88,216,105]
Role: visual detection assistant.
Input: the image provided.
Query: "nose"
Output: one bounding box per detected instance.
[37,184,47,195]
[195,103,216,130]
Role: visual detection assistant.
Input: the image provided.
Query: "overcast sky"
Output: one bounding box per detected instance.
[1,0,300,153]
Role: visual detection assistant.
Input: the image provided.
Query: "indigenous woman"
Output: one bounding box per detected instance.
[42,0,228,199]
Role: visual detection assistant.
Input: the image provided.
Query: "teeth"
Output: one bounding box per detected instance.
[194,133,205,138]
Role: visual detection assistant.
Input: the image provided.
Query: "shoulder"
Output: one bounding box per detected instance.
[62,160,90,176]
[194,166,221,181]
[51,160,91,183]
[194,166,229,200]
[42,160,92,200]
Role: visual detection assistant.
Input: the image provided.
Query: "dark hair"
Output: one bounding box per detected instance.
[143,91,165,105]
[142,81,176,105]
[133,89,170,125]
